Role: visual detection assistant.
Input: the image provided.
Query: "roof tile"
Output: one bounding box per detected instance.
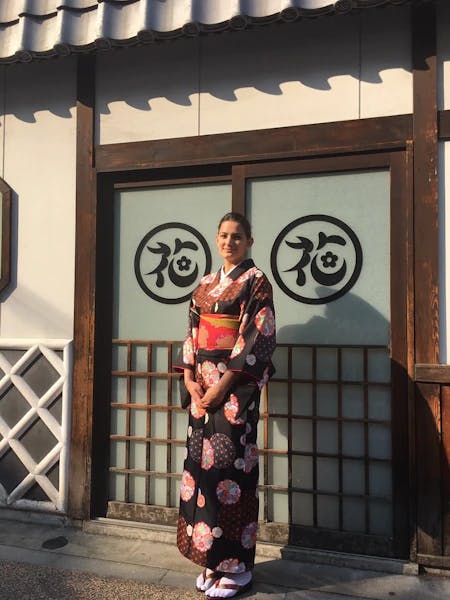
[0,0,416,63]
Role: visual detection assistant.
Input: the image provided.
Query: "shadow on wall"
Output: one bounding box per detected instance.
[270,290,449,560]
[95,10,412,114]
[0,5,421,123]
[277,288,389,345]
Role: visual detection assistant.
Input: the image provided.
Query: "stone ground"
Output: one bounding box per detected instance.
[0,561,200,600]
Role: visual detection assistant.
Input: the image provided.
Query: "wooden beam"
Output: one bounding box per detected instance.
[413,2,439,365]
[95,114,412,173]
[416,364,450,384]
[68,54,96,520]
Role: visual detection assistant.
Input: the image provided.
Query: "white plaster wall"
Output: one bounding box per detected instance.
[360,7,412,118]
[97,40,200,145]
[97,8,413,144]
[198,18,362,135]
[0,57,76,338]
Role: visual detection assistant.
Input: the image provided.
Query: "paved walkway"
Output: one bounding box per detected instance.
[0,514,450,599]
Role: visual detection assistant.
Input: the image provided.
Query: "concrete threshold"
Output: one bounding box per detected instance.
[85,517,418,575]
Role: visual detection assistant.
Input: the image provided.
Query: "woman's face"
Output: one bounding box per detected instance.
[216,220,253,267]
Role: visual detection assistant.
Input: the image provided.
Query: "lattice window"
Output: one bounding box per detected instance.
[0,340,72,513]
[108,340,393,542]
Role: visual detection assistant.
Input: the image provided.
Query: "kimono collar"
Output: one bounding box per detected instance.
[221,258,255,282]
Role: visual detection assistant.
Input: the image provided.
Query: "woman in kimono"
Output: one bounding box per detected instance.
[175,213,276,598]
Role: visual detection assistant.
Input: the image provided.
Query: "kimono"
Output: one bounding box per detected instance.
[174,258,276,574]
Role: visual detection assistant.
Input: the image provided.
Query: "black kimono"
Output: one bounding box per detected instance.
[175,258,276,574]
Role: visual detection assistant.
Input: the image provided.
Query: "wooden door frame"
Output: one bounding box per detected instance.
[70,114,418,528]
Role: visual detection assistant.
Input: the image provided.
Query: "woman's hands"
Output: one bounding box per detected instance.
[184,376,204,406]
[198,385,225,410]
[198,370,240,411]
[184,369,241,412]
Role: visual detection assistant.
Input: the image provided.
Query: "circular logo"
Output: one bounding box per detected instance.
[270,215,363,304]
[135,222,211,304]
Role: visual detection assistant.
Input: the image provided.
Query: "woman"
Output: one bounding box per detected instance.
[175,213,276,598]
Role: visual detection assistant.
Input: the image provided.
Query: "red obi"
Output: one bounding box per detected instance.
[198,314,240,350]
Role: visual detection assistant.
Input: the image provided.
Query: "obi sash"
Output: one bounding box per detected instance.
[198,313,240,350]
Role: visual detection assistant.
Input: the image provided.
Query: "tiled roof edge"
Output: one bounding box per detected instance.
[0,0,421,65]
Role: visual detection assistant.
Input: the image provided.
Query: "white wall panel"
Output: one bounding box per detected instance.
[438,0,450,111]
[199,18,360,136]
[1,57,76,338]
[360,6,412,119]
[0,66,4,179]
[97,42,199,145]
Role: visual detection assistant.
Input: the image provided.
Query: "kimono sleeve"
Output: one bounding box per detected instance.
[227,272,276,386]
[173,298,199,373]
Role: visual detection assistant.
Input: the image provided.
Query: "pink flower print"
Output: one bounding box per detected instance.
[215,558,246,574]
[192,522,214,552]
[209,277,232,298]
[244,444,259,474]
[190,399,206,419]
[254,306,275,337]
[183,337,194,365]
[201,272,217,285]
[216,479,241,505]
[192,327,198,348]
[201,361,220,389]
[230,335,245,359]
[239,313,249,334]
[201,438,214,470]
[224,394,244,425]
[197,490,206,508]
[241,522,258,549]
[236,267,257,284]
[180,470,195,502]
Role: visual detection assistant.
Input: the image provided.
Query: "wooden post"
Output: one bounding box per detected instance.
[413,2,441,559]
[68,54,96,520]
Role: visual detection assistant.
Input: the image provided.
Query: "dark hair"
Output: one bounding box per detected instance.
[218,212,252,239]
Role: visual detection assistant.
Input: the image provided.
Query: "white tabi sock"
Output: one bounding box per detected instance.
[196,568,217,592]
[205,571,252,598]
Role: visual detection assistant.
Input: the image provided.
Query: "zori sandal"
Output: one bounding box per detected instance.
[205,575,253,598]
[196,569,220,592]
